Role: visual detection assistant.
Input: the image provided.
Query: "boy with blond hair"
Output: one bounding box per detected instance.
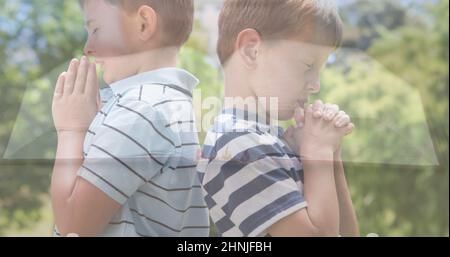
[198,0,359,237]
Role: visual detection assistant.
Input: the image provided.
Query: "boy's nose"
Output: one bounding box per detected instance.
[308,79,321,94]
[83,42,96,57]
[84,47,96,57]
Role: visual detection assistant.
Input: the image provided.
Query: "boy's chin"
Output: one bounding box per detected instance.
[102,72,121,85]
[102,74,114,85]
[103,69,137,85]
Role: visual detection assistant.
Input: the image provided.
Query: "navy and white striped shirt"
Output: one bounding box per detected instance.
[55,68,209,237]
[197,109,307,237]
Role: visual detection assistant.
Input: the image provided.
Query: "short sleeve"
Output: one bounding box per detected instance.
[201,132,307,236]
[78,100,180,204]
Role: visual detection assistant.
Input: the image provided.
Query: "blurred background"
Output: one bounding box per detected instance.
[0,0,448,236]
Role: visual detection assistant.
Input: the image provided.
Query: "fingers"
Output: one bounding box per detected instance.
[96,90,103,110]
[333,111,351,128]
[312,100,340,122]
[323,104,339,121]
[344,123,355,136]
[64,59,79,95]
[85,62,99,99]
[54,72,66,98]
[74,56,89,94]
[294,107,305,128]
[312,100,324,118]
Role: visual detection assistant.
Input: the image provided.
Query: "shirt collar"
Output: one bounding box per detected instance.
[221,108,285,137]
[108,67,199,97]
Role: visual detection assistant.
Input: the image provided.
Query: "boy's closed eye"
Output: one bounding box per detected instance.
[305,62,314,70]
[299,57,314,70]
[91,28,99,35]
[85,19,99,33]
[85,26,99,35]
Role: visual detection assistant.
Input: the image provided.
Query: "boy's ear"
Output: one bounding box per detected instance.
[235,29,261,69]
[136,5,158,42]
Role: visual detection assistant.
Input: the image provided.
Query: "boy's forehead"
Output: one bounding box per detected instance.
[83,0,101,11]
[83,0,116,24]
[83,0,113,17]
[83,0,99,20]
[276,39,334,55]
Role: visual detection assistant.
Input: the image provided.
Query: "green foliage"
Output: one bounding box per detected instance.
[315,0,448,236]
[340,0,409,50]
[0,0,85,234]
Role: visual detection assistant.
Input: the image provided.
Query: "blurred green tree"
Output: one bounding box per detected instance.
[0,0,85,234]
[317,0,448,236]
[340,0,408,50]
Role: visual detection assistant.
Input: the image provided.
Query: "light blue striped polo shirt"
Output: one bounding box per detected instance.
[55,68,210,237]
[197,109,307,237]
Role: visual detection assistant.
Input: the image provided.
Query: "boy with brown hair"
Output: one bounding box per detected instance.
[198,0,359,237]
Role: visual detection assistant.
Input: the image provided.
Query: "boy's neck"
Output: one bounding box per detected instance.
[131,46,179,75]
